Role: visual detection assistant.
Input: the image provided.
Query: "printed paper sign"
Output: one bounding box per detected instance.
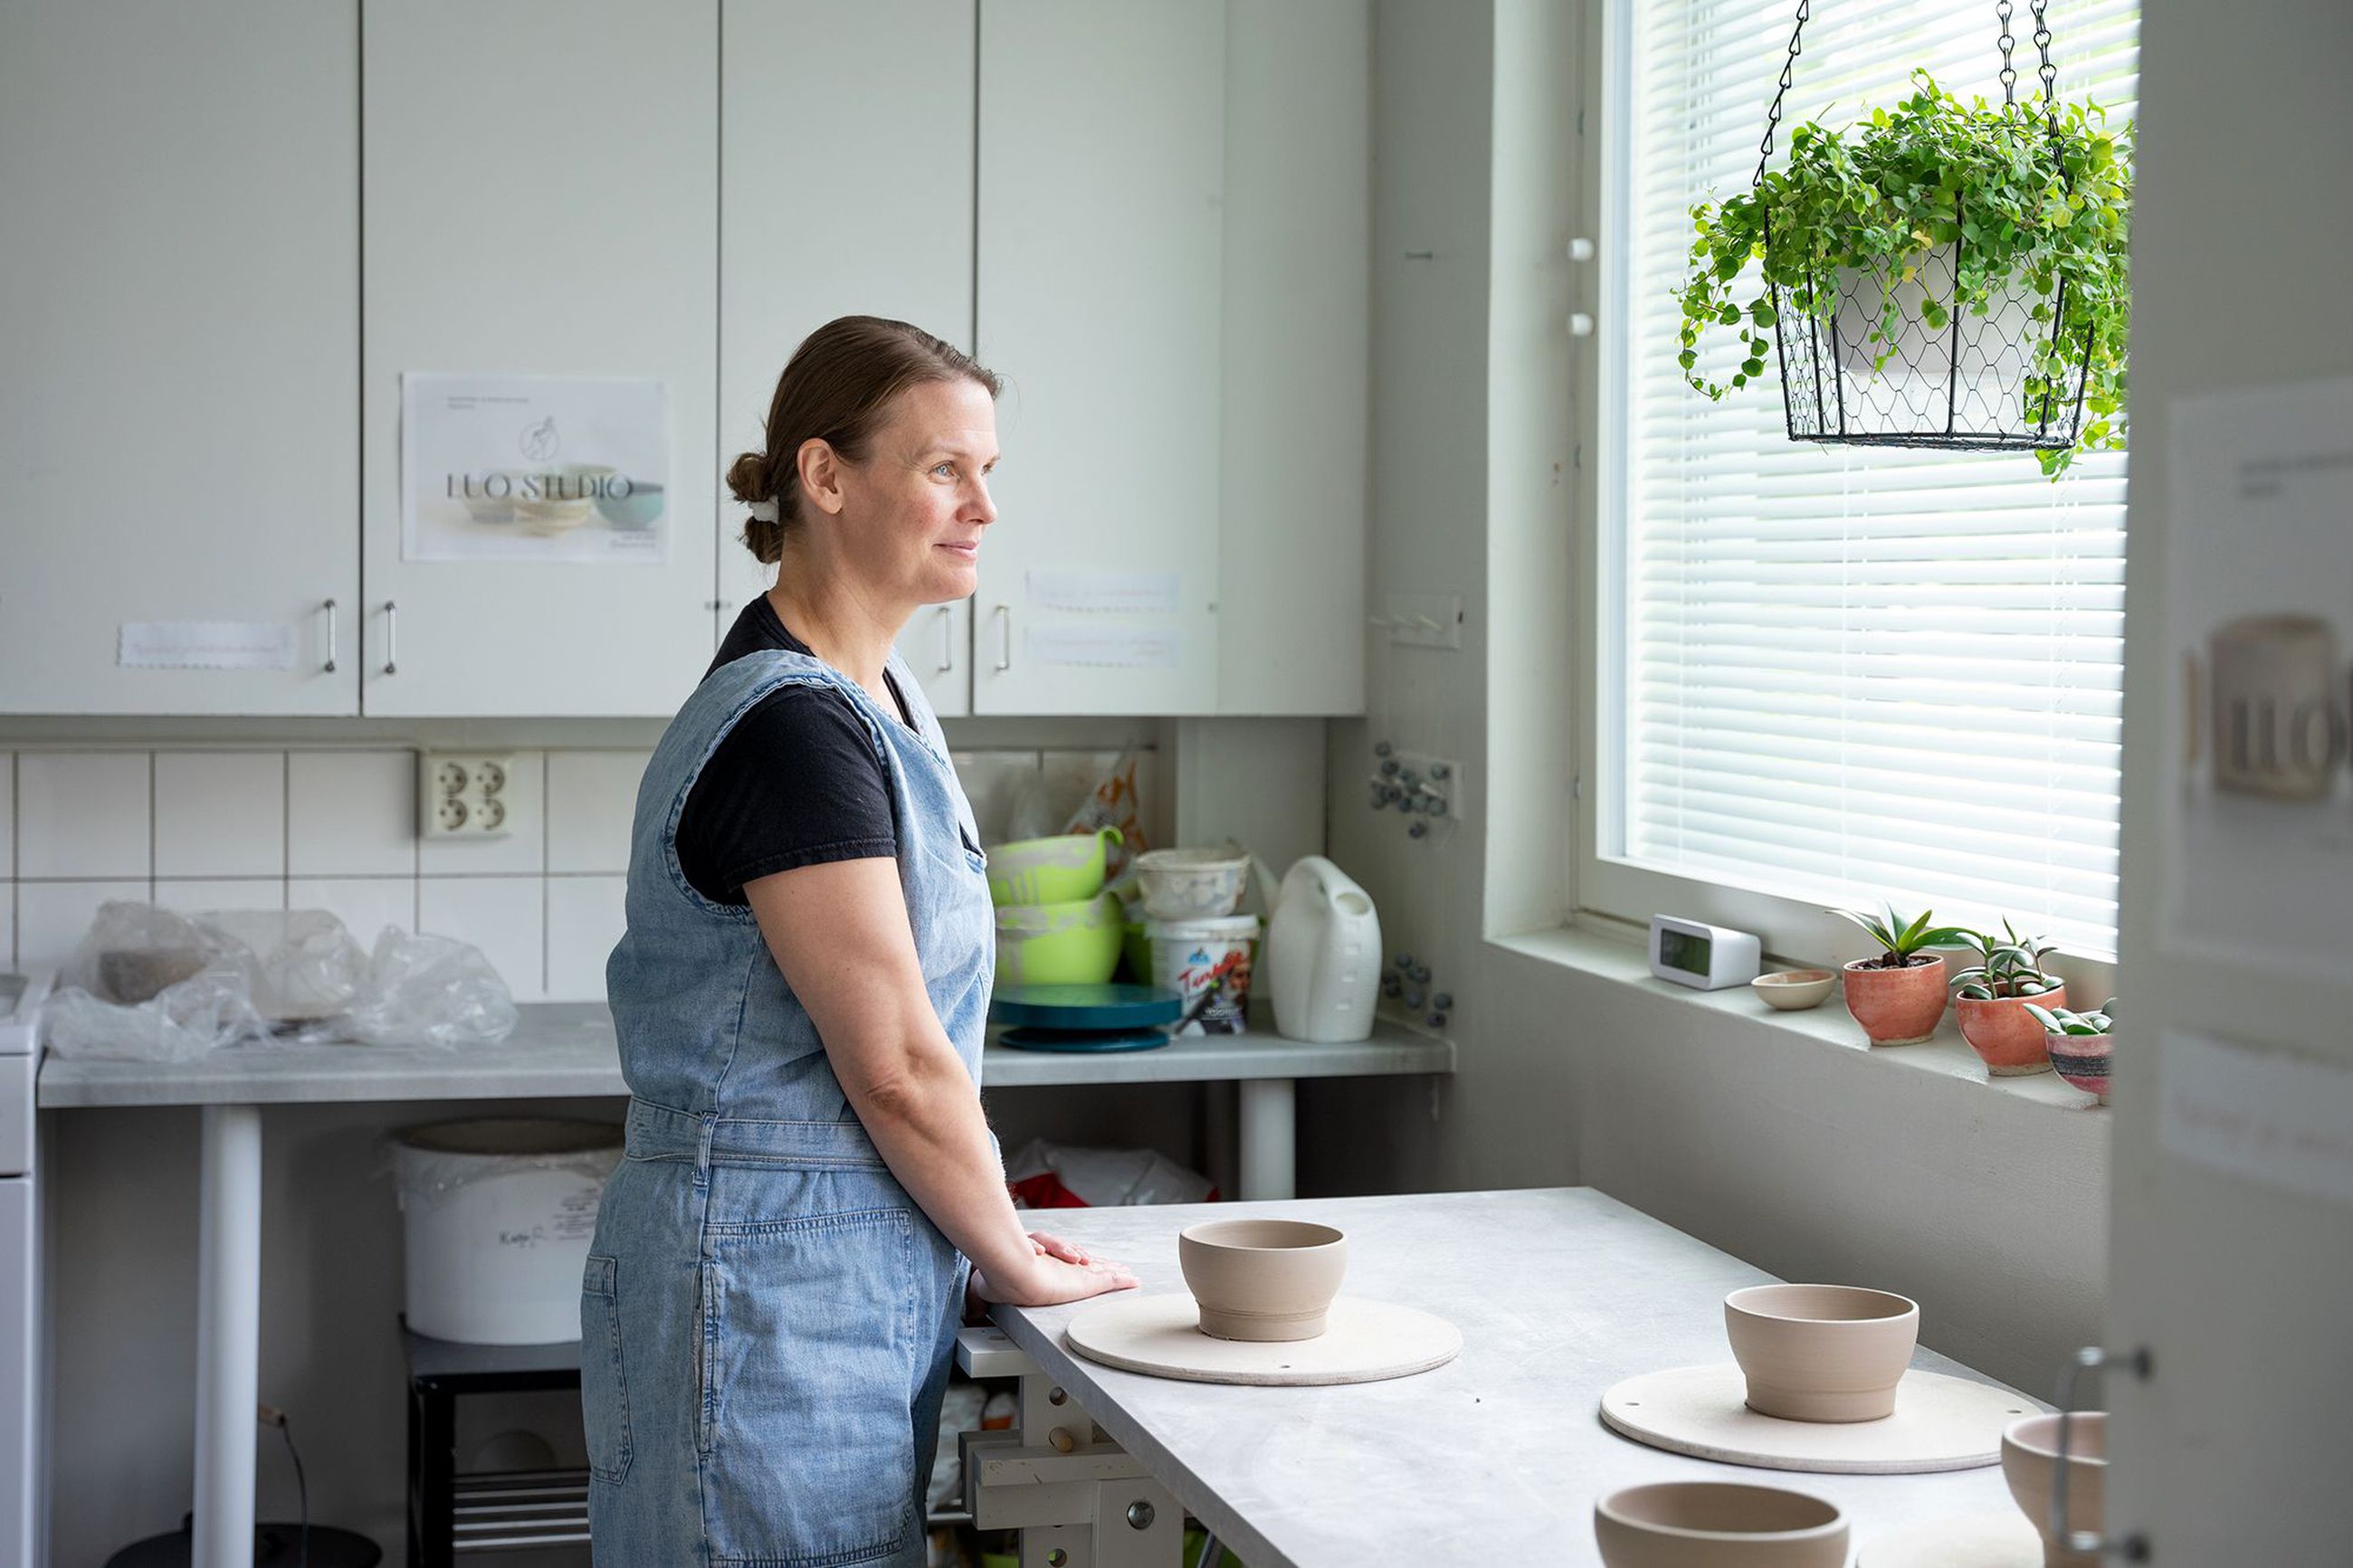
[402,374,671,565]
[2161,1030,2353,1210]
[119,621,295,671]
[1025,567,1184,615]
[1024,626,1183,669]
[2161,377,2353,980]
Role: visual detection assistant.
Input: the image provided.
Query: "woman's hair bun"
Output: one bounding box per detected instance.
[724,451,770,508]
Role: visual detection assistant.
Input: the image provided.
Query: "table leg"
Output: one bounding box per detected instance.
[1235,1079,1294,1201]
[194,1103,262,1568]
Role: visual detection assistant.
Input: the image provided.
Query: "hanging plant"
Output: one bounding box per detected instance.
[1677,69,2133,477]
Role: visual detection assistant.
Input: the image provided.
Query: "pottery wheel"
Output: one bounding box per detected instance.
[1064,1294,1462,1386]
[1598,1364,2037,1474]
[1860,1510,2043,1565]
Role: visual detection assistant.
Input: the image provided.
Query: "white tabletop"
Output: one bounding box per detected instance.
[988,1188,2046,1568]
[35,1002,1454,1107]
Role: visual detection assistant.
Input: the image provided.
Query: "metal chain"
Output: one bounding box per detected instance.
[1996,0,2017,104]
[2030,0,2061,129]
[1752,0,1811,188]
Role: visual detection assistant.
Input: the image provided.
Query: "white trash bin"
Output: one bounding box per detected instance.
[392,1117,623,1345]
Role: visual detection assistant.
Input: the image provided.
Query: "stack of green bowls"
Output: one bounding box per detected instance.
[987,826,1125,985]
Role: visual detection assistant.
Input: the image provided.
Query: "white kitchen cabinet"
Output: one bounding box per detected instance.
[0,0,359,715]
[971,0,1368,717]
[973,0,1227,715]
[360,1,718,717]
[719,0,977,717]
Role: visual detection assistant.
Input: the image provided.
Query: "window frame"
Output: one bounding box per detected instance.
[1569,0,2122,984]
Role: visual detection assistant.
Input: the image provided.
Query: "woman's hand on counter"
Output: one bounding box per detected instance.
[968,1245,1138,1308]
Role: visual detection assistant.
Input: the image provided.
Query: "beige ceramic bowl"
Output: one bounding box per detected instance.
[1724,1283,1920,1422]
[1177,1218,1347,1342]
[1751,968,1837,1010]
[2002,1411,2106,1567]
[1594,1481,1849,1568]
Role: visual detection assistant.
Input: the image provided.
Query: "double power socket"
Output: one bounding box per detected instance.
[420,752,517,839]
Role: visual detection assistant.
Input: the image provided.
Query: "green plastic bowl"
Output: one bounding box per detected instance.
[995,891,1123,986]
[986,825,1121,908]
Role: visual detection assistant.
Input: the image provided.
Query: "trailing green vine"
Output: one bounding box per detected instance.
[1678,72,2132,477]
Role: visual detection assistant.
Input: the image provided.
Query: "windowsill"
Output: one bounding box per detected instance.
[1487,921,2109,1116]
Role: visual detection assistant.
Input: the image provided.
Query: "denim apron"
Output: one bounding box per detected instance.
[583,645,993,1566]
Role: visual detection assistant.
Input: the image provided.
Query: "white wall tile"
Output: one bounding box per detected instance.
[289,879,417,952]
[0,753,14,881]
[152,879,285,914]
[155,753,285,878]
[952,750,1043,847]
[418,877,545,1003]
[419,751,545,876]
[546,876,627,1002]
[288,751,416,877]
[547,751,648,874]
[17,881,150,973]
[18,753,150,879]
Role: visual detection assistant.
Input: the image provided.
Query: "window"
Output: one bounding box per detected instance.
[1592,0,2141,956]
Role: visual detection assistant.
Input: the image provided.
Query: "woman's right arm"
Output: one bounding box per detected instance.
[744,856,1136,1307]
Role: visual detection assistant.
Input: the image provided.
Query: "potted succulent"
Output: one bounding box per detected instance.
[1677,72,2132,476]
[1950,921,2068,1076]
[1830,903,1971,1046]
[2025,998,2117,1104]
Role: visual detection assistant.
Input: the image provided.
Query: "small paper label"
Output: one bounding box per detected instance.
[119,621,296,671]
[2160,1029,2353,1209]
[1025,567,1182,615]
[1024,626,1183,669]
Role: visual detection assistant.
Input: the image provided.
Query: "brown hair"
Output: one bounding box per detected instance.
[726,316,1003,565]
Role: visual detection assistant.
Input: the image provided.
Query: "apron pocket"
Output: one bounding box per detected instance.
[699,1206,919,1566]
[579,1253,634,1485]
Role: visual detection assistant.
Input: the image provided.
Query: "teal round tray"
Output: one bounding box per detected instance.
[989,984,1184,1031]
[998,1025,1172,1054]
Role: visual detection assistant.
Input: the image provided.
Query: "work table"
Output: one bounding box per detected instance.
[987,1188,2045,1567]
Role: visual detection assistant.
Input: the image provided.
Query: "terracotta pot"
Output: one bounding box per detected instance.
[1594,1481,1848,1568]
[1723,1283,1920,1422]
[2002,1411,2106,1567]
[1177,1219,1347,1342]
[1956,984,2066,1076]
[1841,955,1948,1045]
[2046,1030,2113,1105]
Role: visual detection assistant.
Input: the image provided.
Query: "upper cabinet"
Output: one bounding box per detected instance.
[0,0,360,714]
[972,0,1228,716]
[719,0,978,717]
[359,0,719,717]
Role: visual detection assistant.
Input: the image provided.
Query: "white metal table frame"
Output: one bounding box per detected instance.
[38,1008,1453,1567]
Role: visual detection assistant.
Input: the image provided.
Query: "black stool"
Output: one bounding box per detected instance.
[400,1319,586,1566]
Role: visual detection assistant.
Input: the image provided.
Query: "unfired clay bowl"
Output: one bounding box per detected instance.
[1751,968,1836,1011]
[1724,1283,1920,1422]
[1177,1219,1347,1342]
[1594,1481,1849,1568]
[2002,1411,2106,1567]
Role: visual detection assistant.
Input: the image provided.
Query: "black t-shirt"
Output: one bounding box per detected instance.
[673,598,912,905]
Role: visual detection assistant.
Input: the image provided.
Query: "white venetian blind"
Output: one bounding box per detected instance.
[1610,0,2140,952]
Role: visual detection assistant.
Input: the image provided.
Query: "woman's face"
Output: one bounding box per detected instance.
[810,376,999,611]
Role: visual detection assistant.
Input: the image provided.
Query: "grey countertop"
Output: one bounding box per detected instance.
[36,1001,1455,1107]
[988,1188,2045,1568]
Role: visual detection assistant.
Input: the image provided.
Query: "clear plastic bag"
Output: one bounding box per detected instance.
[337,927,518,1050]
[43,900,517,1060]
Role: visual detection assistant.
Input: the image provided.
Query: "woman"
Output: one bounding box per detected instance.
[583,316,1137,1565]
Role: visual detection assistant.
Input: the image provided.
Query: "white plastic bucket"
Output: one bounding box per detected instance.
[392,1117,623,1345]
[1148,915,1260,1035]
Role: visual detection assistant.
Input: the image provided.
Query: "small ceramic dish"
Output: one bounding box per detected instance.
[1594,1481,1848,1568]
[1751,968,1836,1011]
[2002,1411,2106,1563]
[1724,1282,1920,1422]
[1177,1218,1347,1342]
[1133,846,1252,920]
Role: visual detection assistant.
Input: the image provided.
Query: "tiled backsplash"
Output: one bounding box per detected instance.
[2,746,1141,1002]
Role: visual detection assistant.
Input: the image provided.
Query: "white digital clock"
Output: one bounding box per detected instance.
[1647,915,1762,990]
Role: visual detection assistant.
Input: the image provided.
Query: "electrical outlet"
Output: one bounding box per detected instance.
[421,752,517,840]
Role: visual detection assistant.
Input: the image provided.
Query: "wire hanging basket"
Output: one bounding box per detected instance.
[1752,0,2095,456]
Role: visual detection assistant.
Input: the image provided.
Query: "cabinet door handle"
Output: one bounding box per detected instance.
[937,603,955,674]
[382,600,398,676]
[322,598,338,674]
[994,603,1012,672]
